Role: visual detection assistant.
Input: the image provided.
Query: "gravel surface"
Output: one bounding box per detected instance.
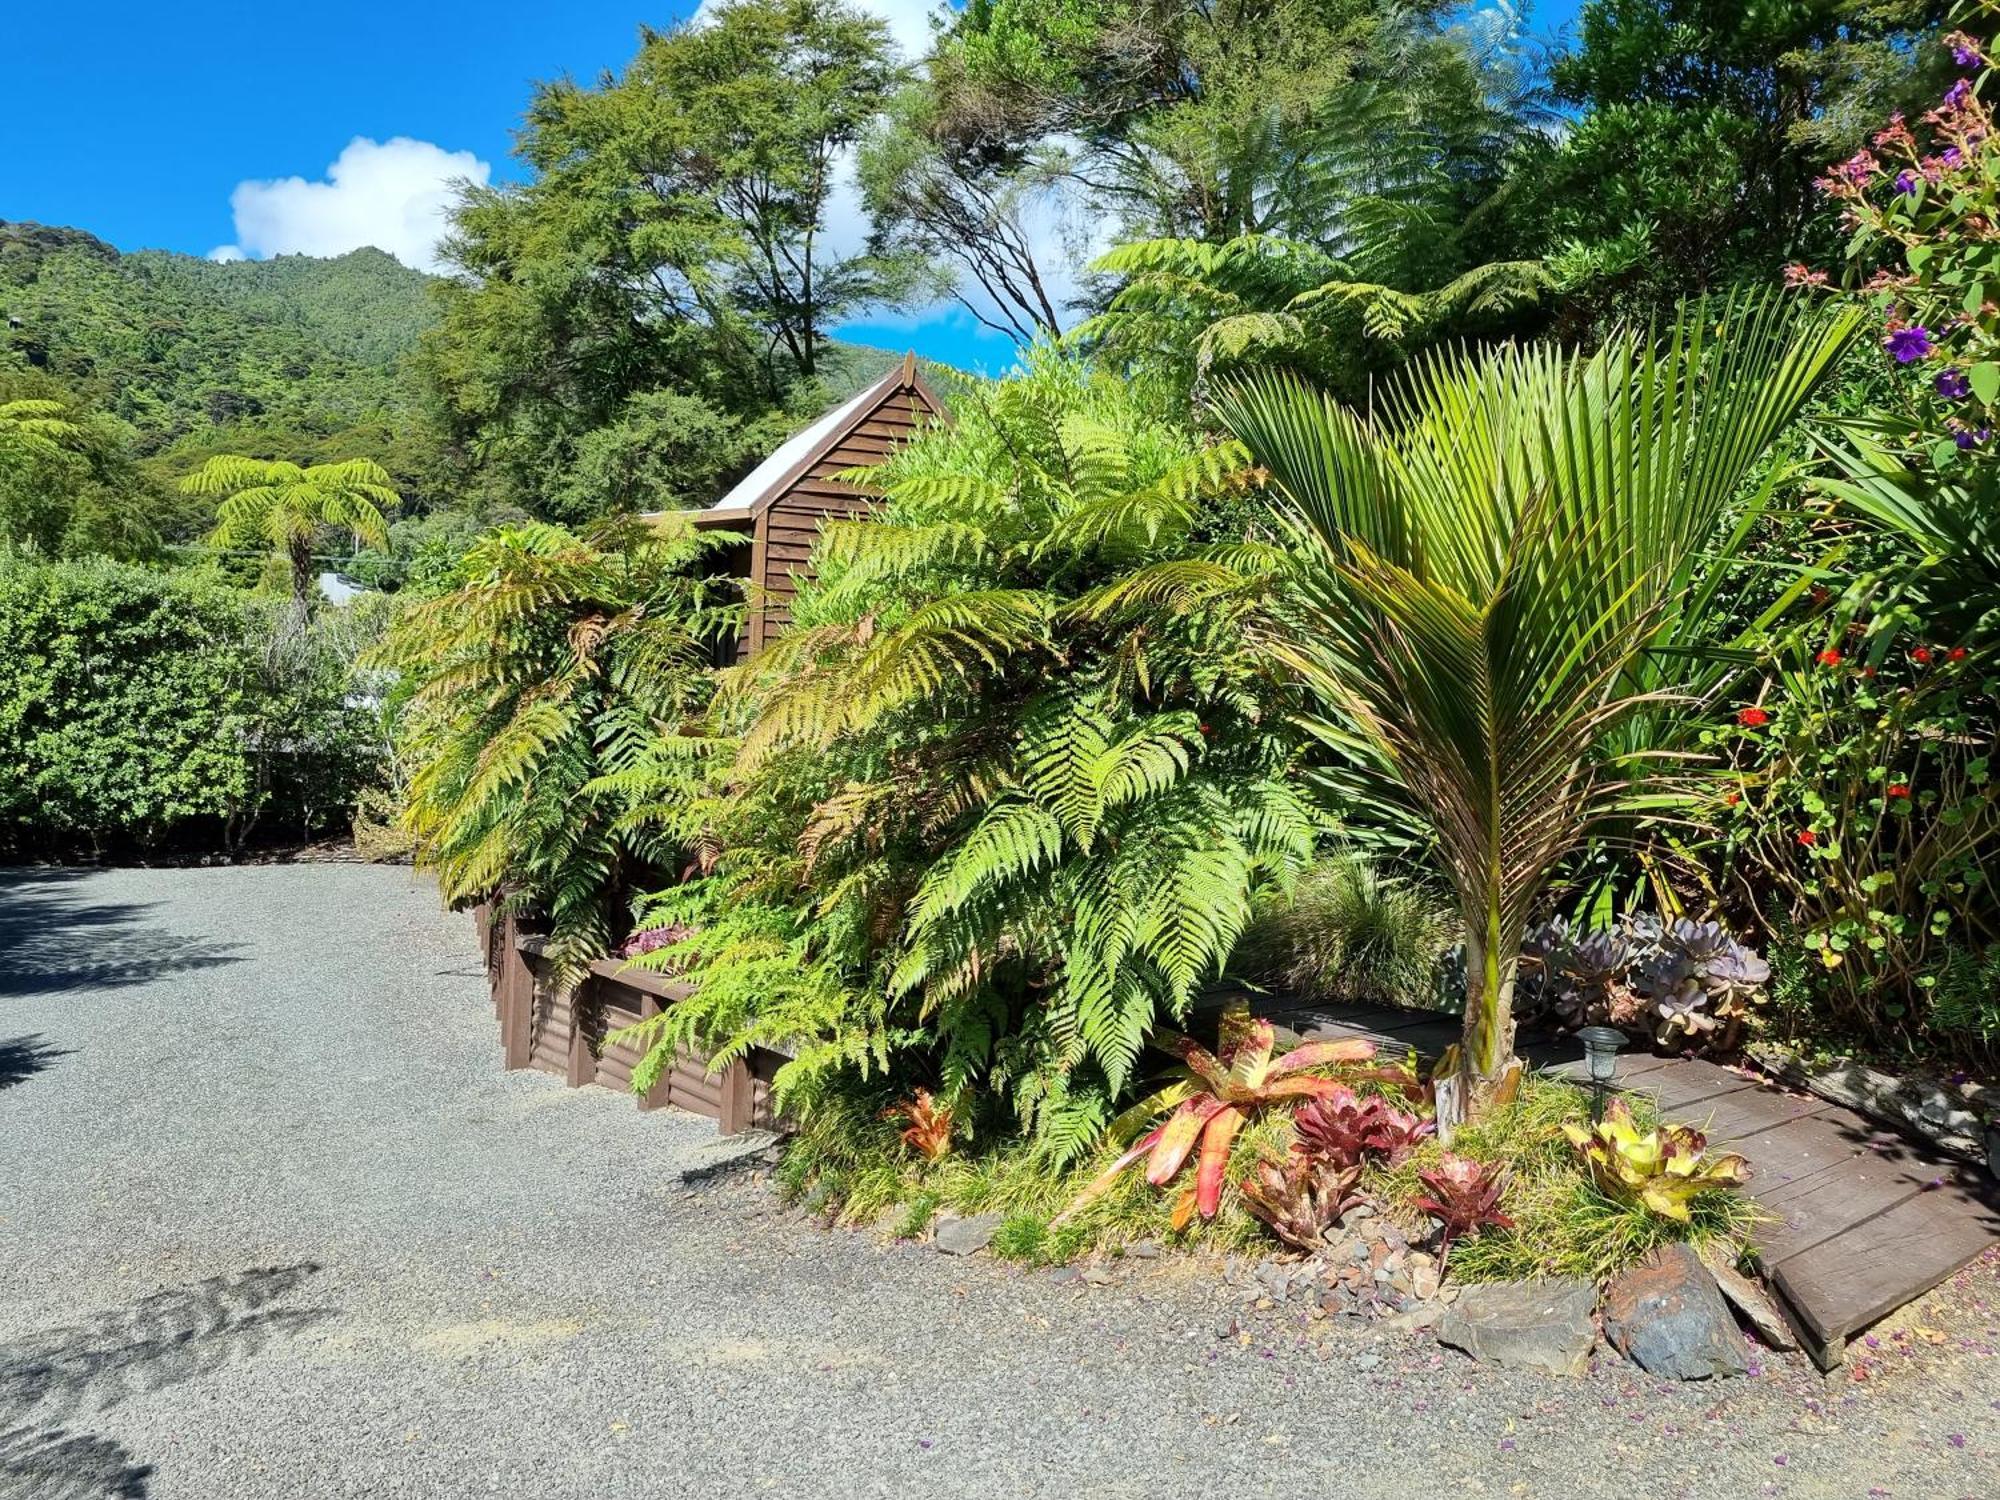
[1,864,1995,1500]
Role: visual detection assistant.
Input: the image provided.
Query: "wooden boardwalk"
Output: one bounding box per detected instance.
[1248,996,2000,1368]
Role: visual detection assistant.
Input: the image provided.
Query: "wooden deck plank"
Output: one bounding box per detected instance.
[1769,1185,2000,1348]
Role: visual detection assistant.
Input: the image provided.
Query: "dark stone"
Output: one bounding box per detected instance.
[933,1211,1004,1255]
[1701,1249,1799,1352]
[1602,1244,1751,1379]
[1436,1278,1597,1377]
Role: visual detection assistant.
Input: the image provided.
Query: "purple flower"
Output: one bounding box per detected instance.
[1937,367,1972,400]
[1944,145,1965,169]
[1955,426,1991,450]
[1957,43,1984,67]
[1894,169,1921,194]
[1886,326,1935,363]
[1948,1433,1967,1449]
[1946,78,1974,110]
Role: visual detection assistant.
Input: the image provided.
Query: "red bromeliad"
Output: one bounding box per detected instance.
[1057,1007,1378,1224]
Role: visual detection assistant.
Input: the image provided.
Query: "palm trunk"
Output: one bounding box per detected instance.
[1439,895,1524,1137]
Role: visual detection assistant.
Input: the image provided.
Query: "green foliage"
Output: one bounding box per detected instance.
[419,0,917,520]
[0,555,391,853]
[1532,0,1950,322]
[1079,233,1552,411]
[375,516,742,973]
[1701,624,1997,1064]
[617,352,1314,1158]
[1216,293,1863,1106]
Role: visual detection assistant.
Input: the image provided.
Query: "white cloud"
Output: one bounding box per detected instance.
[693,0,944,62]
[209,137,491,273]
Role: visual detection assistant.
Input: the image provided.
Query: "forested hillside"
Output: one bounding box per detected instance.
[0,220,430,452]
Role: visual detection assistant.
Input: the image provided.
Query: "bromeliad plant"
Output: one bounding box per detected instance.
[1410,1153,1514,1265]
[885,1089,955,1161]
[1216,292,1863,1125]
[1563,1098,1750,1222]
[1059,1006,1378,1224]
[1239,1153,1365,1250]
[1292,1085,1434,1167]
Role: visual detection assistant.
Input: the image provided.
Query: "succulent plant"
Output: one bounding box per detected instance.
[1410,1153,1514,1258]
[1519,916,1633,1028]
[1292,1085,1435,1168]
[883,1089,954,1160]
[1518,912,1769,1053]
[1632,918,1771,1048]
[1562,1097,1750,1221]
[1057,1005,1378,1224]
[1239,1153,1365,1250]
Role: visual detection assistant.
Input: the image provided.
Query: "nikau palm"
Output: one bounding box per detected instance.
[182,455,397,612]
[1216,295,1862,1126]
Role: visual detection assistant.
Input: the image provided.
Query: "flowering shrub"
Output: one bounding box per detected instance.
[1702,624,1996,1057]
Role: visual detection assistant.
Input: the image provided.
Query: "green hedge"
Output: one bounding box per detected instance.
[0,558,381,852]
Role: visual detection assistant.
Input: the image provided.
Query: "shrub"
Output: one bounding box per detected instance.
[0,557,257,850]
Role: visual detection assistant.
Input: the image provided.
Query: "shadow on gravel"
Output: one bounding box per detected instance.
[0,1263,335,1421]
[0,1425,152,1498]
[0,1264,333,1499]
[0,1035,72,1091]
[0,871,244,1000]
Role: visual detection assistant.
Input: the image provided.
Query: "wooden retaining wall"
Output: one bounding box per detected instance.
[472,903,781,1135]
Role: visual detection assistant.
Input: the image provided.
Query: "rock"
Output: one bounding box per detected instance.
[1602,1244,1750,1380]
[1126,1239,1161,1260]
[1435,1278,1598,1377]
[1048,1266,1081,1285]
[1700,1248,1798,1352]
[1214,1312,1241,1341]
[1385,1304,1443,1333]
[1081,1265,1116,1287]
[933,1211,1005,1256]
[1410,1262,1440,1301]
[1353,1352,1382,1371]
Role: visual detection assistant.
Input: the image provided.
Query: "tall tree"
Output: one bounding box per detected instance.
[1534,0,1950,319]
[421,0,913,519]
[183,456,395,613]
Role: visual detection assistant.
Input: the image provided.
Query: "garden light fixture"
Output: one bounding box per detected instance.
[1577,1026,1627,1122]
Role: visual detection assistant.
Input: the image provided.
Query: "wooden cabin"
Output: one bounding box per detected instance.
[656,353,946,660]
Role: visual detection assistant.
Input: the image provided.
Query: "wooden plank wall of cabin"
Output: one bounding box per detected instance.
[748,387,932,652]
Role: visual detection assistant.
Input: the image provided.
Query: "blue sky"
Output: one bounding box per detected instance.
[5,2,1586,374]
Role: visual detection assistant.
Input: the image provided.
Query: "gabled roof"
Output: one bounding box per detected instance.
[661,353,945,529]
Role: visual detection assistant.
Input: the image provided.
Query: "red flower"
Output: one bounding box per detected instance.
[1737,706,1771,727]
[1913,647,1934,665]
[1797,829,1818,847]
[1818,648,1843,667]
[1948,646,1968,662]
[1198,722,1213,737]
[1862,665,1878,678]
[1887,784,1912,799]
[1724,790,1742,807]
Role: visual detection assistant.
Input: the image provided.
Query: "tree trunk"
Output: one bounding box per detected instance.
[289,539,315,618]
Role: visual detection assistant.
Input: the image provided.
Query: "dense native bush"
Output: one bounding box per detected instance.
[0,557,381,852]
[1233,854,1456,1009]
[613,353,1317,1161]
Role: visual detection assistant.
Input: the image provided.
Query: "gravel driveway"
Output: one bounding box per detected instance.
[1,864,1994,1500]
